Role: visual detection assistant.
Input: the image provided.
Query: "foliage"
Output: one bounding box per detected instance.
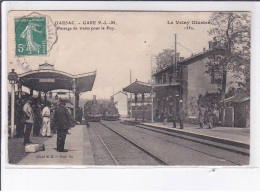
[198,92,221,108]
[225,87,236,98]
[154,49,175,72]
[207,12,251,95]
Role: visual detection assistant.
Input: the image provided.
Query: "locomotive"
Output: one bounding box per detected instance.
[84,100,102,122]
[84,96,120,122]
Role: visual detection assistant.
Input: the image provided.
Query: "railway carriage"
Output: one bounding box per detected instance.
[102,103,120,121]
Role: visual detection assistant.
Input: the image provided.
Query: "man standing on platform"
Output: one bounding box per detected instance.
[179,103,186,129]
[15,99,25,138]
[172,109,177,128]
[33,99,42,137]
[41,102,52,137]
[53,98,71,152]
[23,97,34,145]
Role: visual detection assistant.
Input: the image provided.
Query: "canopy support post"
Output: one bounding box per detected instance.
[135,94,137,122]
[142,93,145,122]
[18,81,22,99]
[151,87,154,123]
[130,94,133,119]
[10,83,15,138]
[44,92,47,105]
[73,79,76,119]
[76,92,80,108]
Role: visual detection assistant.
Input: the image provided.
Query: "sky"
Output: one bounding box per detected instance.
[8,11,212,99]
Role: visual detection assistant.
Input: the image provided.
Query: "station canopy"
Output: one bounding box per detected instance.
[18,63,96,93]
[123,80,152,94]
[123,79,180,95]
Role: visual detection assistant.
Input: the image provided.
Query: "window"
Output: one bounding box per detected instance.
[169,73,172,83]
[162,73,166,84]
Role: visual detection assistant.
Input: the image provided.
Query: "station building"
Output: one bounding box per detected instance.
[152,43,249,127]
[123,42,249,128]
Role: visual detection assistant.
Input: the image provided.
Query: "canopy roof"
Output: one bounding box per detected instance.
[123,80,180,94]
[18,64,96,93]
[123,80,152,94]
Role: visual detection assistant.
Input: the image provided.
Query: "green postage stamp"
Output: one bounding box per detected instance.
[15,17,47,56]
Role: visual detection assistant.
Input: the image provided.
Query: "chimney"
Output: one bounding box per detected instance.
[93,95,96,103]
[180,57,184,61]
[175,53,180,62]
[208,41,217,50]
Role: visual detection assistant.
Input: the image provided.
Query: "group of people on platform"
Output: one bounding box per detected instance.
[198,105,218,129]
[14,96,81,152]
[157,105,186,129]
[156,104,219,130]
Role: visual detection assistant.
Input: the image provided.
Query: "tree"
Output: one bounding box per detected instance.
[207,12,251,121]
[154,49,175,72]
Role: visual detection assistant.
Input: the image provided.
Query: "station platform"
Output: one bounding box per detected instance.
[121,118,250,148]
[8,124,95,166]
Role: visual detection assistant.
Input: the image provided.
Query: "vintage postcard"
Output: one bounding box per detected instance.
[6,10,250,167]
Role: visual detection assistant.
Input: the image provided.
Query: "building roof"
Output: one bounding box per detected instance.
[224,92,250,103]
[18,63,96,93]
[152,48,223,77]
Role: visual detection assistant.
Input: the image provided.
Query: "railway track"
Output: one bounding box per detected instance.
[93,129,119,165]
[88,122,169,165]
[98,122,169,165]
[104,121,249,166]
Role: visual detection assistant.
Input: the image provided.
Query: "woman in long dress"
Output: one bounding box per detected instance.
[20,21,42,54]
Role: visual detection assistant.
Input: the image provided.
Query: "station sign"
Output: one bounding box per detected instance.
[57,92,67,95]
[39,78,55,83]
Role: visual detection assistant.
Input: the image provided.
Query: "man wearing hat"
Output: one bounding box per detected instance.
[178,101,186,129]
[15,99,25,138]
[23,96,35,145]
[53,98,71,152]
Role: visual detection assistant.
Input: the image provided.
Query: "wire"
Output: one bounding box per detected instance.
[177,42,194,54]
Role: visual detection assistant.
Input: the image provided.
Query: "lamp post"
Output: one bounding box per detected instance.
[8,69,18,138]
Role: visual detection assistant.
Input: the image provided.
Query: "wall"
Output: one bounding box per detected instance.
[186,58,219,117]
[185,57,241,118]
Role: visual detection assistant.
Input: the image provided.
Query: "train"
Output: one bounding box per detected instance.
[84,97,120,122]
[101,103,120,121]
[84,101,102,122]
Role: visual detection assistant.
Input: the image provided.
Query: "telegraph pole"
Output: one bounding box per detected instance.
[174,34,179,113]
[175,34,177,74]
[175,34,182,111]
[151,55,154,123]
